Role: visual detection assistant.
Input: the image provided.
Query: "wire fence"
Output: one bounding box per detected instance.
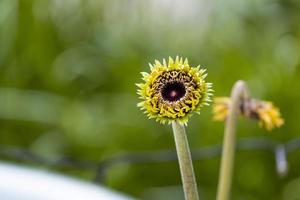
[1,137,299,182]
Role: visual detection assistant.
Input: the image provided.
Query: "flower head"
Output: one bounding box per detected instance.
[137,56,213,124]
[255,101,284,131]
[212,97,231,121]
[212,97,284,131]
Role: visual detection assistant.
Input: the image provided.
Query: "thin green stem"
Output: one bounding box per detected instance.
[216,80,249,200]
[172,121,199,200]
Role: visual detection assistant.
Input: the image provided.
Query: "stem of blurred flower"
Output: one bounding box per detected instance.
[216,80,249,200]
[172,121,199,200]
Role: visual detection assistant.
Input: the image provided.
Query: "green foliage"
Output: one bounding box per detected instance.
[0,0,300,199]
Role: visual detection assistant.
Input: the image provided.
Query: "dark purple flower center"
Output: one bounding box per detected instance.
[161,82,186,102]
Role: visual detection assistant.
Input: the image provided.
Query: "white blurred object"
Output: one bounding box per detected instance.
[275,145,289,178]
[0,162,134,200]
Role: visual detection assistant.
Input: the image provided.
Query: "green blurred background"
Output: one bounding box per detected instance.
[0,0,300,199]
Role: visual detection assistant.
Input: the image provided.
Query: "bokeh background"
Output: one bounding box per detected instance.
[1,0,300,199]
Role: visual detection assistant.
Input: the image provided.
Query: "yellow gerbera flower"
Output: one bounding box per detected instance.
[212,97,284,131]
[256,101,284,131]
[137,56,213,124]
[212,97,231,121]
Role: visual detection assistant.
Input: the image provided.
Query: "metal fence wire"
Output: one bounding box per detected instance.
[1,137,299,182]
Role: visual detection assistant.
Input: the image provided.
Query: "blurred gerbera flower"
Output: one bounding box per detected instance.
[255,101,284,131]
[137,56,213,124]
[212,97,231,121]
[213,97,284,131]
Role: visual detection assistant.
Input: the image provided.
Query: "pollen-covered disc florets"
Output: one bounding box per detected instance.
[137,56,213,124]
